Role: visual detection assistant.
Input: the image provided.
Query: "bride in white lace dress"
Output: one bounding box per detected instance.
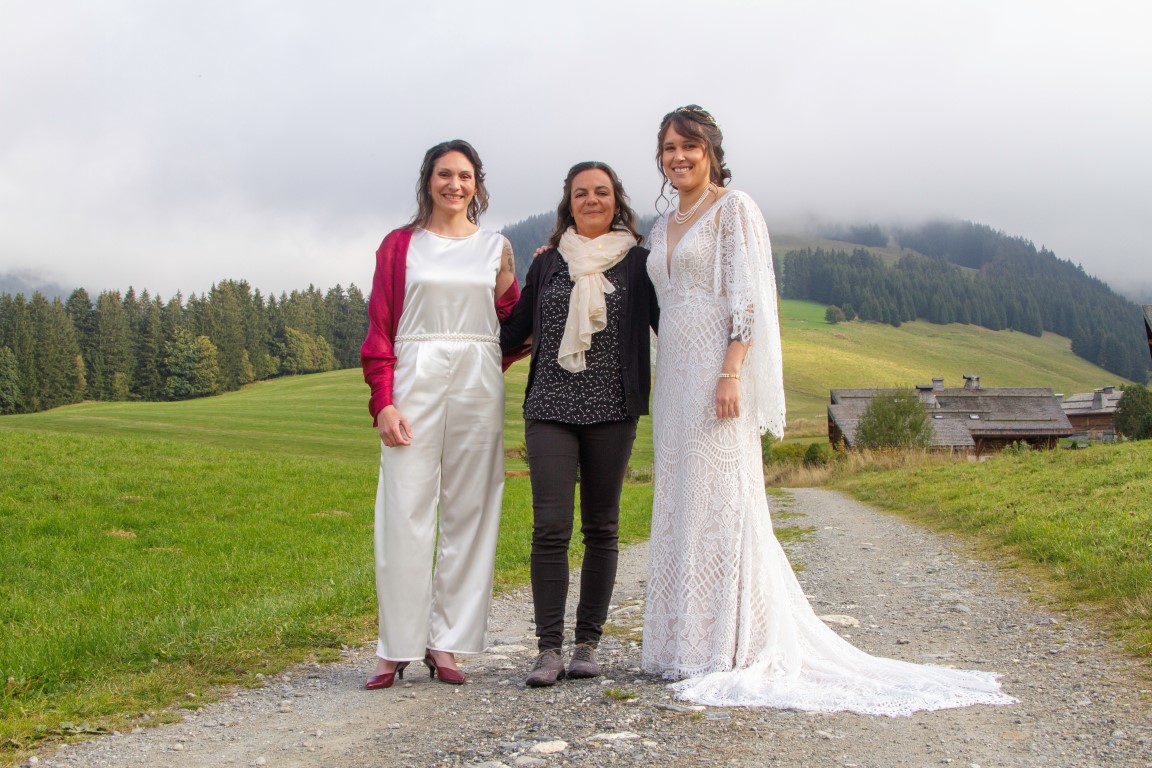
[641,105,1014,715]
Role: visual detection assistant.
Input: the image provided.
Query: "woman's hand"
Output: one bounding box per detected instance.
[715,377,741,419]
[376,405,413,447]
[715,340,747,419]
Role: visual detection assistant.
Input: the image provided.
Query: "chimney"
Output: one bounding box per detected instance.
[1092,389,1104,410]
[962,374,981,390]
[1102,385,1115,395]
[932,377,944,390]
[915,384,937,406]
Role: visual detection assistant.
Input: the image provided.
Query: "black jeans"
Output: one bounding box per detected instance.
[524,418,637,651]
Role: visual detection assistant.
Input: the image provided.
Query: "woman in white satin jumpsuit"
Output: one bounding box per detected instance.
[360,140,519,689]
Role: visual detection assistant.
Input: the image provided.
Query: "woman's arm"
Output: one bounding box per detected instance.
[361,231,407,425]
[495,238,526,376]
[495,236,518,310]
[500,252,543,354]
[641,251,660,335]
[716,192,786,435]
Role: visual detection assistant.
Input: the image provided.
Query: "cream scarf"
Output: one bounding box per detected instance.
[556,227,636,373]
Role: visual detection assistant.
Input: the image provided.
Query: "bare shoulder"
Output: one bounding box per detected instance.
[499,236,516,272]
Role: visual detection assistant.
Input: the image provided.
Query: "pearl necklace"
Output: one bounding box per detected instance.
[673,183,715,225]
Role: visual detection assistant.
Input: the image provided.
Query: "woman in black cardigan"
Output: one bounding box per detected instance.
[501,161,658,686]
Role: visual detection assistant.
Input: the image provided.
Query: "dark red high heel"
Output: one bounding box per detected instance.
[423,652,465,685]
[365,661,409,690]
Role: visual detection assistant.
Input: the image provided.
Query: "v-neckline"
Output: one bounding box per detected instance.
[664,192,730,278]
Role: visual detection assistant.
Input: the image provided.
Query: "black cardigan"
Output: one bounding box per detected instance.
[500,245,659,418]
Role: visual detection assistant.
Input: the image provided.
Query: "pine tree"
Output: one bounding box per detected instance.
[346,283,368,362]
[247,289,277,379]
[133,292,165,400]
[0,346,21,414]
[161,292,185,341]
[65,288,98,399]
[0,293,38,411]
[29,293,86,409]
[324,284,354,367]
[208,280,252,391]
[93,290,133,400]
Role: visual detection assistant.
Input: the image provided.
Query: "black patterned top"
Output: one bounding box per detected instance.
[523,259,629,424]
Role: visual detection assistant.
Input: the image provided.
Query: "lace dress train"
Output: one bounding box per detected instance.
[641,192,1014,715]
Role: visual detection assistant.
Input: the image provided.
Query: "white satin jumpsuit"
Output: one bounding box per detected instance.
[374,228,506,661]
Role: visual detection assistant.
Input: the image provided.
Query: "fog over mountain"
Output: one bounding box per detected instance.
[1,1,1149,299]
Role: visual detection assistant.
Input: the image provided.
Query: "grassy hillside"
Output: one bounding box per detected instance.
[0,314,1142,757]
[771,233,904,265]
[770,233,981,275]
[778,299,1128,436]
[4,298,1120,447]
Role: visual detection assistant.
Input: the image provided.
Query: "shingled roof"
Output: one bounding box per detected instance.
[829,376,1072,453]
[1062,386,1123,417]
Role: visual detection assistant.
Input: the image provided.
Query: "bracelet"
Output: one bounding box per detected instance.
[718,373,741,380]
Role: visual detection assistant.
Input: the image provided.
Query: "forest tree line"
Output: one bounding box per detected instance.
[1,209,591,416]
[4,218,1147,416]
[0,280,368,415]
[778,221,1149,383]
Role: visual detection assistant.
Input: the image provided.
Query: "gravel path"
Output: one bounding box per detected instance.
[25,488,1152,768]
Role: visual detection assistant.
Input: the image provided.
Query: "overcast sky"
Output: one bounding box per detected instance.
[2,0,1150,301]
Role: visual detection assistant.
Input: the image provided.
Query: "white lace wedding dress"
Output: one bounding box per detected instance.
[641,191,1014,715]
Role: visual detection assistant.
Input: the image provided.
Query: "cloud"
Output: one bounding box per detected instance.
[1,1,1149,297]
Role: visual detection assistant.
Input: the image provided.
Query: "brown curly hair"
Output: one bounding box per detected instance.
[406,139,489,230]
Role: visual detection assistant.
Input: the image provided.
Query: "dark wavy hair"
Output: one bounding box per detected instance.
[406,139,489,230]
[547,161,643,248]
[655,105,732,211]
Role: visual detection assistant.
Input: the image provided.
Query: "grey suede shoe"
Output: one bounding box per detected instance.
[525,649,565,687]
[566,643,600,679]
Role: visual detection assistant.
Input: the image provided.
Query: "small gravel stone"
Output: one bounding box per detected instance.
[528,739,567,754]
[589,731,642,741]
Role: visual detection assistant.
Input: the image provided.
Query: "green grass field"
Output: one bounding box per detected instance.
[0,363,651,758]
[0,299,1142,761]
[777,299,1128,431]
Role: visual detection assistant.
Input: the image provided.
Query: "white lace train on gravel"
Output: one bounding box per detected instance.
[641,192,1014,716]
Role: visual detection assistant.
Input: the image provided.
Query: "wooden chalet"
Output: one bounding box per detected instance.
[828,375,1073,457]
[1061,386,1123,442]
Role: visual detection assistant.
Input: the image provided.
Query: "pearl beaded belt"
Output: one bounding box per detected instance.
[395,333,499,344]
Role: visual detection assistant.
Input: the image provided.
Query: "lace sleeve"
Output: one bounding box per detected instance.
[717,192,786,438]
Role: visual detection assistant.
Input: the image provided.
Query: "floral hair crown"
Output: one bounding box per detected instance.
[673,104,719,128]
